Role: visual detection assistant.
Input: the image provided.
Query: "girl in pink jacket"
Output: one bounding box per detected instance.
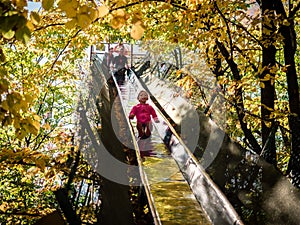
[129,90,159,139]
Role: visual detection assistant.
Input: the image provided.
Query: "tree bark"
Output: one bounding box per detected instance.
[260,0,277,164]
[54,188,82,225]
[274,0,300,187]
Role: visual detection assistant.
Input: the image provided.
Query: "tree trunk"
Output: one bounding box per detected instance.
[274,0,300,187]
[260,0,277,165]
[54,188,81,225]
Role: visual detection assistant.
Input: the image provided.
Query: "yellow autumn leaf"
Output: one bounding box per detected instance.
[43,123,51,130]
[23,123,34,135]
[12,102,21,113]
[32,115,41,133]
[133,11,142,20]
[283,19,290,26]
[0,202,8,212]
[32,120,40,131]
[2,30,15,40]
[11,91,22,101]
[0,50,6,62]
[98,5,109,17]
[45,169,55,178]
[88,7,98,21]
[21,176,29,183]
[111,16,126,29]
[110,17,120,29]
[22,115,40,136]
[264,121,272,128]
[79,5,89,14]
[65,18,77,29]
[42,0,54,10]
[22,147,31,156]
[30,11,41,25]
[35,158,46,171]
[33,114,41,121]
[2,116,12,126]
[26,21,35,32]
[12,0,27,9]
[16,128,27,140]
[56,61,62,65]
[6,95,15,110]
[65,7,77,18]
[58,0,68,10]
[12,117,20,129]
[77,14,92,29]
[29,124,39,135]
[113,9,125,17]
[245,96,252,101]
[260,82,265,88]
[58,0,78,12]
[262,104,274,112]
[27,167,40,174]
[131,22,145,40]
[252,106,259,114]
[0,78,9,94]
[24,93,34,104]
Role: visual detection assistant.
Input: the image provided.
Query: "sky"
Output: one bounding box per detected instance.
[28,1,41,12]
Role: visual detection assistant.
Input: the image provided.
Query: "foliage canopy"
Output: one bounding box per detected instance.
[1,0,300,224]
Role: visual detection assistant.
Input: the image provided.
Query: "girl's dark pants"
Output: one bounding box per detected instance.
[137,122,151,139]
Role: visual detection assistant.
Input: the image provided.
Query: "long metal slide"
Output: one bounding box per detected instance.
[112,66,244,224]
[94,54,243,225]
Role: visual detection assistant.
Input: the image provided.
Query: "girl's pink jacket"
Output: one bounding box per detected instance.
[129,103,158,123]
